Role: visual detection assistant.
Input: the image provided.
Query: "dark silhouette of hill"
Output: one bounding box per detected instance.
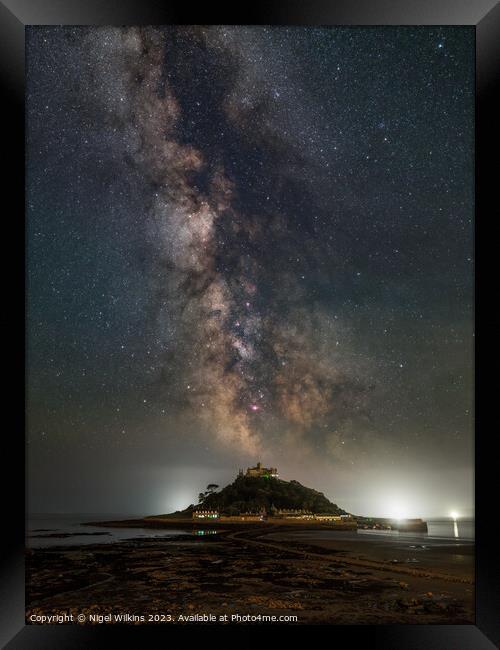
[186,475,348,515]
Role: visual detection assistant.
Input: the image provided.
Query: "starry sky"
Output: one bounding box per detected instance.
[27,26,474,518]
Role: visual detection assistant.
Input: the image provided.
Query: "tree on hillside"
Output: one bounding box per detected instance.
[192,474,346,515]
[206,484,219,493]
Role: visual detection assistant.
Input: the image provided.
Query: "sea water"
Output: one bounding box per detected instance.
[358,518,475,541]
[27,513,193,548]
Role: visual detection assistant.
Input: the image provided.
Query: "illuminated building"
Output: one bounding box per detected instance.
[192,510,219,520]
[245,462,279,478]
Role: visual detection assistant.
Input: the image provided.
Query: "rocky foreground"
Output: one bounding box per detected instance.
[26,526,474,625]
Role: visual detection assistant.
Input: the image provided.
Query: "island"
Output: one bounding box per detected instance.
[87,463,426,534]
[26,464,472,625]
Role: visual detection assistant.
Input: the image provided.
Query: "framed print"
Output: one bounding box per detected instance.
[1,1,499,648]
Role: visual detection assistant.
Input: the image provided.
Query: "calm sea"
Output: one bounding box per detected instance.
[27,514,474,548]
[27,514,195,548]
[358,519,475,541]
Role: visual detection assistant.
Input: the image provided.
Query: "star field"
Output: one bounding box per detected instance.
[26,26,474,517]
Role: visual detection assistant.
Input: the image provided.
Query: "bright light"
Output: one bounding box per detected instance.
[163,488,196,513]
[450,511,459,520]
[385,500,408,521]
[368,486,422,519]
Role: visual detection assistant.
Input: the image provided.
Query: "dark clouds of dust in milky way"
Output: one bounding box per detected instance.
[27,26,474,516]
[84,26,378,455]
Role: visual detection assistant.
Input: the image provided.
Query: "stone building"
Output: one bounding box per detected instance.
[313,514,343,522]
[273,509,314,520]
[192,510,219,520]
[245,462,278,478]
[219,512,265,522]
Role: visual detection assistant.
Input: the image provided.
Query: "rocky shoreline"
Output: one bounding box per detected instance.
[26,525,474,625]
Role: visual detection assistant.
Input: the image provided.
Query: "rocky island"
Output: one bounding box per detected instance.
[26,464,473,625]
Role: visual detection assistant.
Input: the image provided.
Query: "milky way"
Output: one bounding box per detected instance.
[81,26,381,455]
[27,26,474,516]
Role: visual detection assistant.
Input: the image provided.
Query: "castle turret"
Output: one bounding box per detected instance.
[245,462,279,478]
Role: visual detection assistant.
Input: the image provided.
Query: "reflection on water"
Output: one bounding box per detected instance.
[358,519,474,541]
[429,519,474,540]
[27,514,192,548]
[195,529,218,536]
[28,515,224,547]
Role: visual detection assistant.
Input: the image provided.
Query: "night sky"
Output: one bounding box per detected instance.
[27,26,474,518]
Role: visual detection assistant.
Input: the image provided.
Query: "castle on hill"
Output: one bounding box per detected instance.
[239,461,279,479]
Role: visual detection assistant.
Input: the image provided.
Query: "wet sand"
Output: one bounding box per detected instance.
[26,525,474,625]
[263,529,474,579]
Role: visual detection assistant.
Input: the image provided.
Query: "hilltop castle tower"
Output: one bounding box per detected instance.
[245,462,278,478]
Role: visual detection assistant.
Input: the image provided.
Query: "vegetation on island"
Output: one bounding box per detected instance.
[185,475,347,516]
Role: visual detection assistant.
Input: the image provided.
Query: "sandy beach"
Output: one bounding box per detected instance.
[26,522,474,625]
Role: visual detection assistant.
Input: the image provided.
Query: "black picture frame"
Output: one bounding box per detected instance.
[2,0,498,647]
